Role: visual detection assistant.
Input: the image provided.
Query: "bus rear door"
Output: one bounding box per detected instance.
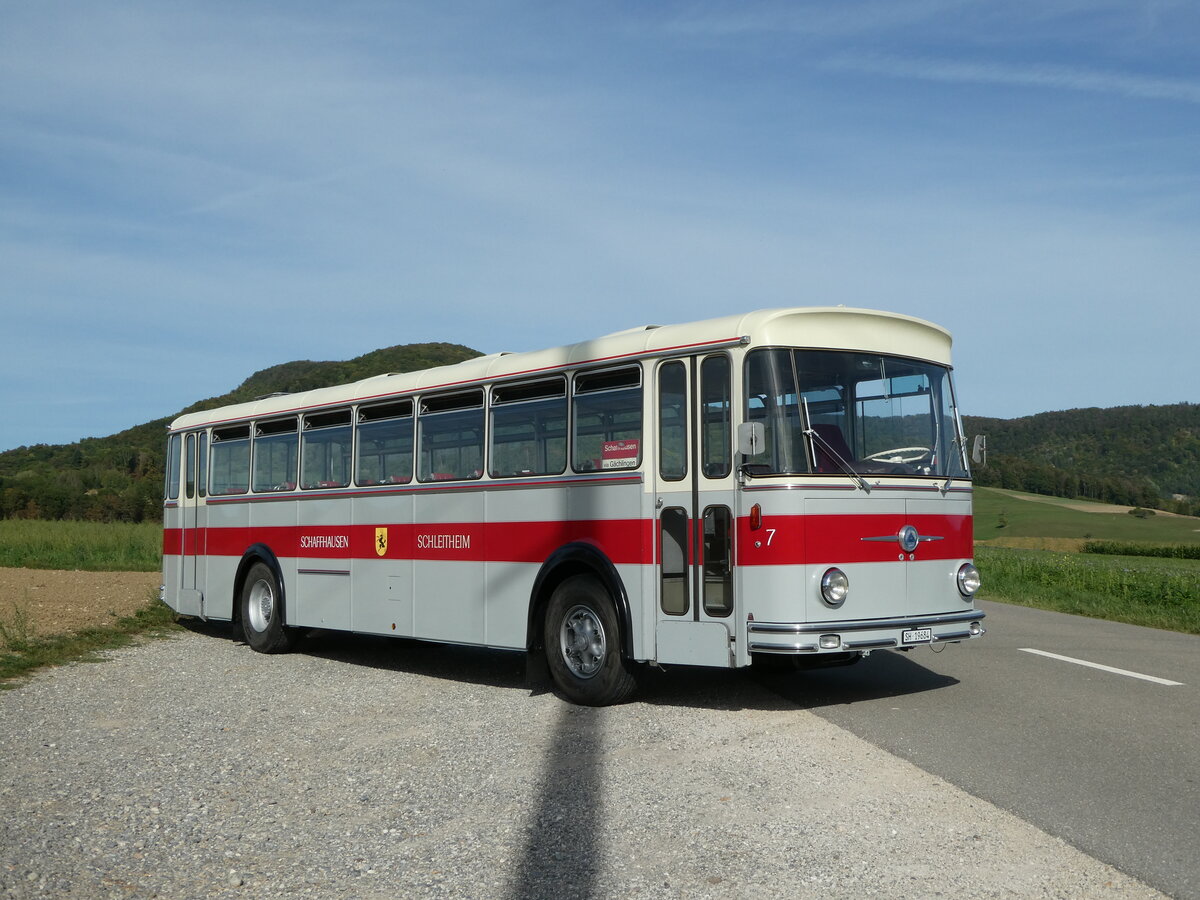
[177,431,206,616]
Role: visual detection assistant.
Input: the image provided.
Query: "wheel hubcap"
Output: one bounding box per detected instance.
[248,579,274,633]
[560,605,605,679]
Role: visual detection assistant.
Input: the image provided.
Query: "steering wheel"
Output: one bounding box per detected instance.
[862,446,932,464]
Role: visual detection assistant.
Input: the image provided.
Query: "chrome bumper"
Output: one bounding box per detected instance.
[748,609,986,655]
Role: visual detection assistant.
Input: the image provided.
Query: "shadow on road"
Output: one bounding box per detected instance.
[508,704,603,900]
[745,649,960,711]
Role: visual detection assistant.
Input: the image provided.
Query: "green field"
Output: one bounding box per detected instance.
[974,487,1200,547]
[973,487,1200,634]
[0,519,161,572]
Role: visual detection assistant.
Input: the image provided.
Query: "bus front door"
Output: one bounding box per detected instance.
[653,355,737,668]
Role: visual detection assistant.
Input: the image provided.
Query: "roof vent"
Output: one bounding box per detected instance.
[598,324,661,339]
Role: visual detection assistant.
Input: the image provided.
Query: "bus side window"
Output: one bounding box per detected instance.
[210,425,250,495]
[165,433,181,501]
[418,390,484,482]
[573,366,642,473]
[658,361,687,481]
[702,506,733,616]
[301,409,352,489]
[197,432,207,499]
[490,378,567,478]
[252,418,299,492]
[700,355,731,478]
[356,400,414,486]
[185,433,196,499]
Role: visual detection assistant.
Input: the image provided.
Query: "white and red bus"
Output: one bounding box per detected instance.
[162,307,984,705]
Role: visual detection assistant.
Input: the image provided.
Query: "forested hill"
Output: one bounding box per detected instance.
[0,343,480,521]
[963,403,1200,516]
[1,345,1197,522]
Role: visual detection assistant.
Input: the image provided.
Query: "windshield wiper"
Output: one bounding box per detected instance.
[802,399,870,493]
[941,409,969,494]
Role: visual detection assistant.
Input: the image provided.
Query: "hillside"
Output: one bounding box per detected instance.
[0,342,480,521]
[963,403,1200,516]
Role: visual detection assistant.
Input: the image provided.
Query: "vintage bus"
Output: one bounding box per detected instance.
[162,307,984,705]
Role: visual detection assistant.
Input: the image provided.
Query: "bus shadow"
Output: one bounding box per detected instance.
[177,620,957,711]
[176,618,530,691]
[300,630,531,692]
[635,650,959,712]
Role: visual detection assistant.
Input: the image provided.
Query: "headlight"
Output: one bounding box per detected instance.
[957,563,981,598]
[820,568,849,607]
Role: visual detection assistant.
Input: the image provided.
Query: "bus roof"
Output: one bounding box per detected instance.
[169,306,952,432]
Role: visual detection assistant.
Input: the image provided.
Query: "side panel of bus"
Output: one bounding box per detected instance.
[204,499,248,621]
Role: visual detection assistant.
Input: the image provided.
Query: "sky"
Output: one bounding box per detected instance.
[2,0,1198,451]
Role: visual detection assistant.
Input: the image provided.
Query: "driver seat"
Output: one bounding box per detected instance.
[812,424,854,473]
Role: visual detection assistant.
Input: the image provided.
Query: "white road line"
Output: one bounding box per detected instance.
[1019,648,1183,686]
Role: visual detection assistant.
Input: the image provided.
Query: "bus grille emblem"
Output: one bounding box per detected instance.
[375,527,388,557]
[861,525,944,553]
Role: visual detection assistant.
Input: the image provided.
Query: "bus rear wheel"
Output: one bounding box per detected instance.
[544,575,636,706]
[239,562,294,654]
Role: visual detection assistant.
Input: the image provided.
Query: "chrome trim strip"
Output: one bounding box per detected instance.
[740,482,973,494]
[748,642,818,654]
[748,609,984,635]
[843,638,898,650]
[861,534,944,543]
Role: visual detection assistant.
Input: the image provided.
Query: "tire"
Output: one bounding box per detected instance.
[543,574,637,706]
[239,562,294,654]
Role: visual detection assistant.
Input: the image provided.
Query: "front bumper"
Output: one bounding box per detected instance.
[747,609,985,655]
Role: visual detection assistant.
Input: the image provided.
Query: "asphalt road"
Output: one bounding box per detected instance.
[755,600,1199,899]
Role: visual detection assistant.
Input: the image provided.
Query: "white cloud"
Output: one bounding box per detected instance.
[825,54,1200,105]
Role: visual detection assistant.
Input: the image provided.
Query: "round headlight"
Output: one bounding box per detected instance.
[821,568,849,607]
[957,563,981,598]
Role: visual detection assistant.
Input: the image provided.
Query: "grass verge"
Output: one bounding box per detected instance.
[0,590,182,687]
[976,545,1200,634]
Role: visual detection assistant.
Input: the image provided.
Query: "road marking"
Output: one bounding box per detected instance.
[1019,648,1183,686]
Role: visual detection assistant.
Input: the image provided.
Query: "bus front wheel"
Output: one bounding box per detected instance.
[239,562,294,654]
[544,575,636,706]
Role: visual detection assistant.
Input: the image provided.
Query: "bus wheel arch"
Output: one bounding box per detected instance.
[528,543,634,659]
[234,546,294,654]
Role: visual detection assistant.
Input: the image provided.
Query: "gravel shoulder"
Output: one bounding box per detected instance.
[0,623,1165,900]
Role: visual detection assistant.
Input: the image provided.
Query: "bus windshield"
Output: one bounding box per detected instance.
[745,348,968,478]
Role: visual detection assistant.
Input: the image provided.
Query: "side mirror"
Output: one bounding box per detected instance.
[972,434,987,467]
[738,421,765,457]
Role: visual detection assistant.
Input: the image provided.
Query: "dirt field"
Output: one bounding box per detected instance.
[0,568,160,638]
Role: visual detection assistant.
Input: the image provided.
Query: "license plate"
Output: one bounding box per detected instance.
[902,628,932,644]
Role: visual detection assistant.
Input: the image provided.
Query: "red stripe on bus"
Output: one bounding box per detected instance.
[736,514,972,566]
[164,519,656,566]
